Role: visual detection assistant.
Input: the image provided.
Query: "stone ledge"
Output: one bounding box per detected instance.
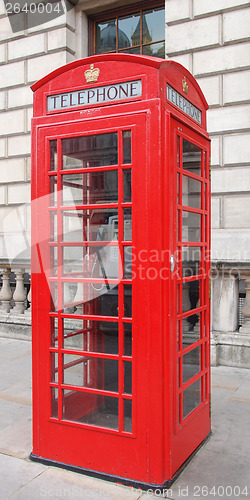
[211,330,250,368]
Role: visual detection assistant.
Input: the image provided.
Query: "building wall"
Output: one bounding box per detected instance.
[166,0,250,262]
[0,0,76,260]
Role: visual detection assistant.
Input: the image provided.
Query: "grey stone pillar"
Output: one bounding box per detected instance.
[212,270,239,332]
[240,271,250,333]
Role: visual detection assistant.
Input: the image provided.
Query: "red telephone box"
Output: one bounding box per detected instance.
[31,54,211,489]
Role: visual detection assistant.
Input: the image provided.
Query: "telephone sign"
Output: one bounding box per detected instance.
[31,54,211,490]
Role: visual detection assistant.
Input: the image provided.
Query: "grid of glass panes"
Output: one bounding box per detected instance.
[93,3,165,58]
[49,130,133,433]
[176,137,209,426]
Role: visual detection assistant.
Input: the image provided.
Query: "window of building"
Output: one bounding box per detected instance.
[89,1,165,59]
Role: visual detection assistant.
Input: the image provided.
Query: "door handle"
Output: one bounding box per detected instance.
[170,254,175,273]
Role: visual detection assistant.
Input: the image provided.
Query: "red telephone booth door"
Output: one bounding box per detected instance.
[32,111,152,482]
[169,118,211,475]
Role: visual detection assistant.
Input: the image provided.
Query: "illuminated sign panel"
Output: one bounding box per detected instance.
[47,80,142,111]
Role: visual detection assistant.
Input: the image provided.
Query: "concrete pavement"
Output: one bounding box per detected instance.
[0,337,250,500]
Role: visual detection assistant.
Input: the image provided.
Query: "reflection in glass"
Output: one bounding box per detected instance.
[183,379,201,419]
[63,391,119,429]
[119,13,140,48]
[62,318,119,355]
[62,134,118,169]
[182,176,201,209]
[123,399,132,432]
[142,41,165,58]
[50,140,57,171]
[182,247,201,277]
[183,346,200,383]
[143,7,165,43]
[62,208,118,242]
[123,131,131,164]
[182,212,201,242]
[95,20,117,53]
[183,140,202,176]
[62,171,118,206]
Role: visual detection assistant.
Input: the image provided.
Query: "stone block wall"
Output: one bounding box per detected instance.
[0,0,76,260]
[166,0,250,263]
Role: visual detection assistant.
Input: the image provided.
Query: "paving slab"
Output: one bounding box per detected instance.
[7,466,143,500]
[0,454,46,499]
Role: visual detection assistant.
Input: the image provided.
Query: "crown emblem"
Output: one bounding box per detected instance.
[182,76,188,95]
[84,64,100,83]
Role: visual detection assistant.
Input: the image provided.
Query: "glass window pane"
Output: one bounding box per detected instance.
[143,7,165,44]
[123,169,131,202]
[124,284,132,318]
[142,41,165,58]
[182,176,201,209]
[122,131,131,164]
[50,140,57,171]
[62,208,118,242]
[63,284,119,317]
[51,317,58,348]
[62,318,119,354]
[50,282,58,312]
[62,391,118,429]
[123,399,132,432]
[62,134,118,169]
[62,171,118,206]
[182,280,200,313]
[124,361,132,394]
[50,213,57,242]
[95,19,117,54]
[124,323,132,356]
[118,13,140,49]
[183,140,202,176]
[183,346,201,383]
[50,176,57,206]
[62,353,118,392]
[120,46,140,54]
[51,352,58,383]
[124,246,132,279]
[182,212,201,242]
[123,208,132,241]
[51,387,58,418]
[182,246,201,277]
[50,246,57,277]
[182,312,200,341]
[183,379,201,419]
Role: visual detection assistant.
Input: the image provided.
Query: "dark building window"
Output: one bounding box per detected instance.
[89,2,165,59]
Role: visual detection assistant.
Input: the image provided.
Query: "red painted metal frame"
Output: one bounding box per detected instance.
[31,54,210,487]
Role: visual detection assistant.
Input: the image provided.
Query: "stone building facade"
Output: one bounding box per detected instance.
[0,0,250,365]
